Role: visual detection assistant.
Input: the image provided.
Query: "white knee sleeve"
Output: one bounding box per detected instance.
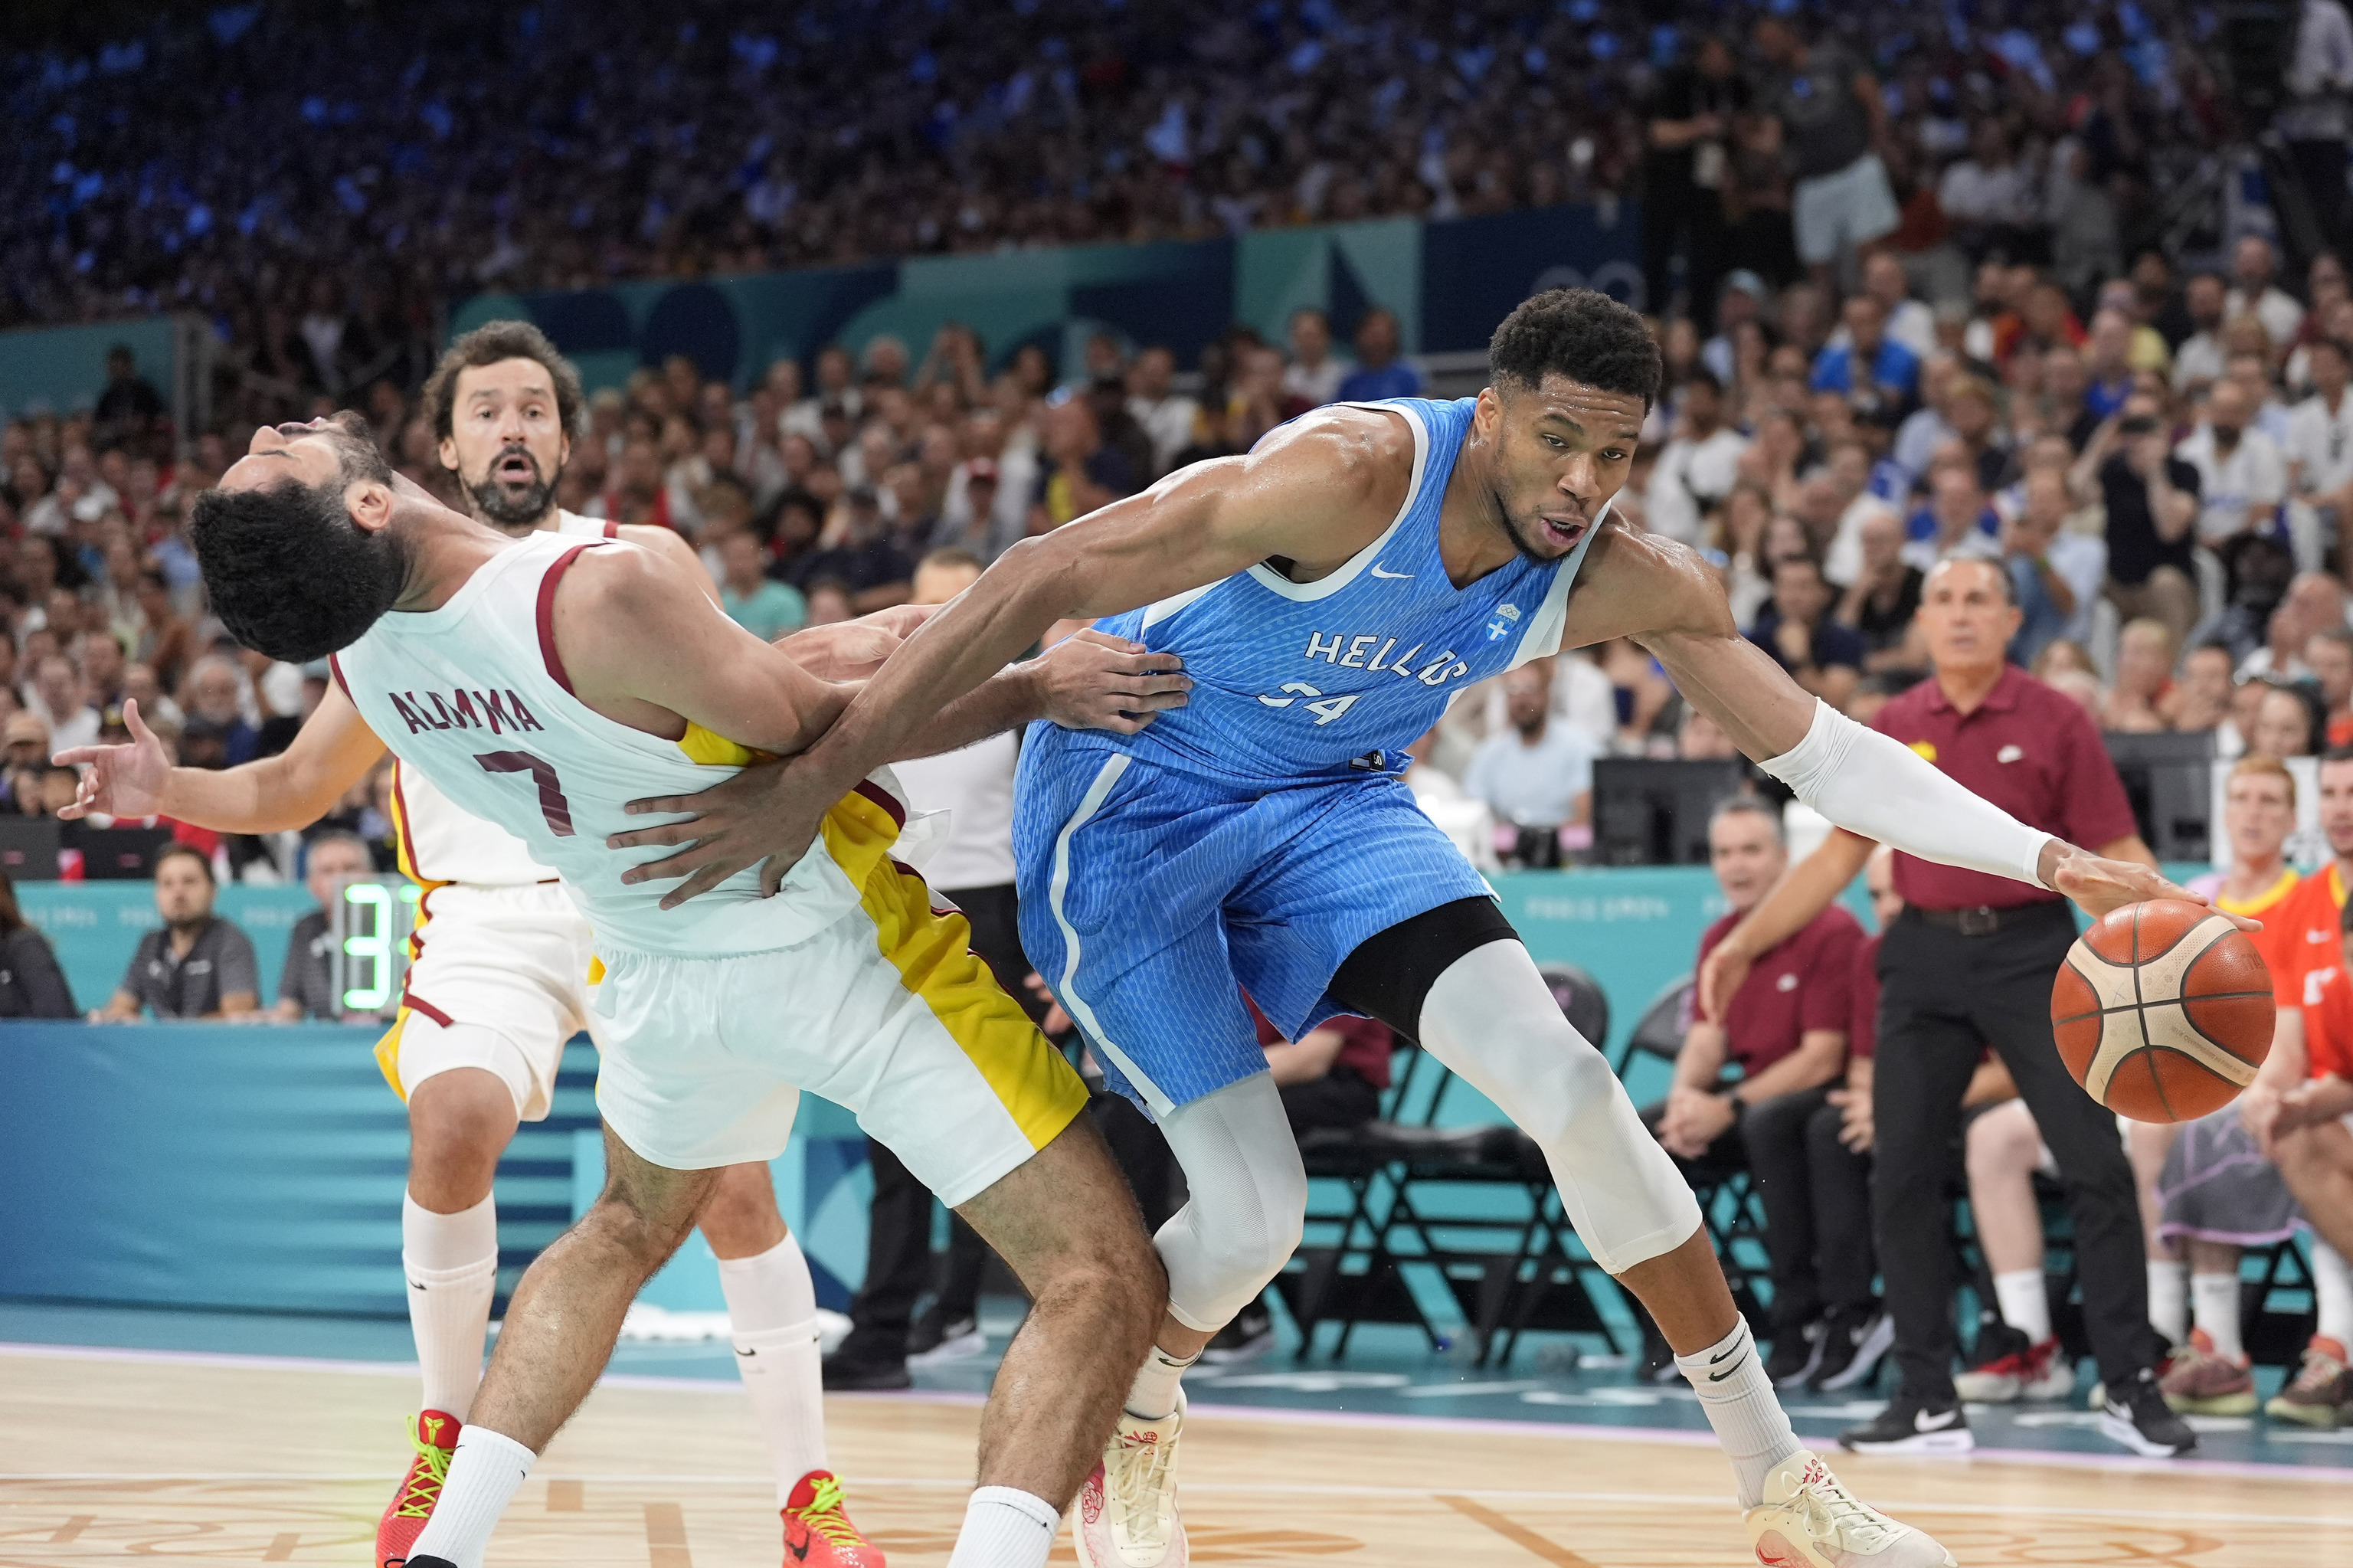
[1418,942,1702,1274]
[1152,1074,1309,1332]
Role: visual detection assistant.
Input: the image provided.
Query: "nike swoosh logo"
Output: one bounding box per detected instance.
[1710,1333,1749,1365]
[1707,1350,1749,1381]
[1370,563,1412,579]
[735,1347,756,1357]
[1913,1407,1960,1431]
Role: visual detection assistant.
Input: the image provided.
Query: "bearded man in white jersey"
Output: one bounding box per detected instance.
[135,411,1183,1568]
[62,329,1175,1568]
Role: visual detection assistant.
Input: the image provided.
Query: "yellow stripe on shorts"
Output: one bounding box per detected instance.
[822,788,1088,1154]
[372,1010,412,1102]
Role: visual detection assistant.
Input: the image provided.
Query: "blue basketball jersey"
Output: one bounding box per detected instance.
[1084,397,1597,784]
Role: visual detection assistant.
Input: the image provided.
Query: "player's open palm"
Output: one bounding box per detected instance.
[54,697,169,820]
[2050,849,2259,932]
[612,751,835,908]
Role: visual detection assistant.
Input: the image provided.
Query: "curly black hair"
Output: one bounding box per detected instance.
[191,422,406,662]
[1487,288,1662,410]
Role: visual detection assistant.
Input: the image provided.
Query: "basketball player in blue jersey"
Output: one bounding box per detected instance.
[613,291,2210,1568]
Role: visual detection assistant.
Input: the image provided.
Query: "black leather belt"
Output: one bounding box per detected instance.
[1904,902,2067,937]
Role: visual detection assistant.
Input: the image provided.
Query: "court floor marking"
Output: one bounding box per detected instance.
[5,1475,2347,1531]
[1436,1493,1599,1566]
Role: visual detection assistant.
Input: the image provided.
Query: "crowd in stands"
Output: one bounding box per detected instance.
[0,0,2331,434]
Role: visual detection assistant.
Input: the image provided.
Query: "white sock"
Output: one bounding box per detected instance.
[944,1485,1060,1568]
[403,1191,499,1421]
[1992,1268,2051,1345]
[404,1425,535,1568]
[2191,1272,2244,1361]
[2147,1259,2188,1347]
[1124,1344,1198,1422]
[2315,1242,2353,1347]
[717,1234,828,1504]
[1674,1321,1800,1511]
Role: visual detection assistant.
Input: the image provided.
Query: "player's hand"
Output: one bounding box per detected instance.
[54,698,169,820]
[774,604,938,681]
[2045,845,2261,932]
[1697,936,1756,1023]
[610,751,841,908]
[1031,629,1190,734]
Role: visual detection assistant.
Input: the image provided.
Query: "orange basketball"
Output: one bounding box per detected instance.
[2050,899,2274,1123]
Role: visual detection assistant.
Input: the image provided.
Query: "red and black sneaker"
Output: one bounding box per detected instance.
[377,1410,460,1568]
[782,1470,886,1567]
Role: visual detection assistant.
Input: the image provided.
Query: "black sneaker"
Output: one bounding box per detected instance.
[1838,1389,1973,1454]
[1636,1318,1683,1384]
[2098,1367,2198,1456]
[1200,1304,1276,1365]
[1764,1318,1824,1387]
[908,1311,987,1365]
[820,1352,912,1391]
[1809,1301,1895,1393]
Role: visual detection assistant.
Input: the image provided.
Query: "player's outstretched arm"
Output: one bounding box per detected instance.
[56,686,388,833]
[607,413,1391,905]
[1563,526,2219,927]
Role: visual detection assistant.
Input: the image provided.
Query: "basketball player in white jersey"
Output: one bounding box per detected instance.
[61,329,1180,1568]
[156,411,1177,1568]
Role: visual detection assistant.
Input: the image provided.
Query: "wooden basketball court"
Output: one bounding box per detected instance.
[6,1346,2351,1567]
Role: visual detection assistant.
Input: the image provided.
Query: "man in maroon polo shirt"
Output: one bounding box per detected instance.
[1698,555,2193,1460]
[1642,797,1870,1390]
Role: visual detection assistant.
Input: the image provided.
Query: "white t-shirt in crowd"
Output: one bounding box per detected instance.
[2175,424,2289,542]
[1644,426,1751,545]
[1461,722,1601,830]
[2286,391,2353,498]
[1824,491,1901,588]
[1281,358,1347,408]
[889,731,1018,892]
[2224,285,2306,354]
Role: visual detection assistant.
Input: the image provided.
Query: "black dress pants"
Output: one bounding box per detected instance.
[1641,179,1733,332]
[839,882,1035,1360]
[1872,904,2148,1402]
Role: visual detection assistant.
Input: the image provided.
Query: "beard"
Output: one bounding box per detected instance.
[468,447,557,528]
[1493,485,1589,565]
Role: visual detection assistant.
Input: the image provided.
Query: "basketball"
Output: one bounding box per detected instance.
[2050,899,2274,1124]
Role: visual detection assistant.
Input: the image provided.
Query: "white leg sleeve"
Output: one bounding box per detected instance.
[1418,941,1702,1274]
[1152,1073,1308,1334]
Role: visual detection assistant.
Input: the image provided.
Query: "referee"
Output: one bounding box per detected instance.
[1699,557,2196,1458]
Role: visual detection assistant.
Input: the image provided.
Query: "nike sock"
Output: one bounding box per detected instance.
[2314,1242,2353,1347]
[404,1425,535,1568]
[2147,1259,2188,1347]
[1674,1321,1801,1511]
[403,1191,499,1421]
[1992,1268,2052,1346]
[944,1485,1060,1568]
[717,1233,828,1505]
[2191,1272,2244,1361]
[1124,1343,1199,1422]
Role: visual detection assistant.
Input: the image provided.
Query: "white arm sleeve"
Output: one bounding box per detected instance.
[1758,698,2054,887]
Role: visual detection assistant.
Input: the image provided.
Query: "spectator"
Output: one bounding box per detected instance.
[2101,619,2175,734]
[271,830,375,1022]
[2171,641,2240,738]
[2171,273,2232,391]
[1280,311,1346,408]
[1030,392,1137,533]
[797,490,914,614]
[2098,393,2203,650]
[179,656,260,766]
[1641,797,1870,1387]
[803,578,855,627]
[1644,372,1748,546]
[1126,347,1199,479]
[1811,295,1919,416]
[0,713,50,816]
[25,653,97,755]
[1903,465,2001,571]
[717,532,809,642]
[2286,338,2353,530]
[1937,121,2037,264]
[1641,34,1746,331]
[93,345,164,437]
[2314,627,2353,748]
[2224,237,2306,354]
[0,868,74,1017]
[2083,310,2140,423]
[1857,251,1936,360]
[92,843,258,1021]
[1334,309,1422,402]
[1836,510,1925,672]
[2004,469,2106,668]
[1461,660,1599,849]
[1751,554,1864,711]
[2280,0,2353,254]
[1752,15,1896,287]
[2250,679,2325,760]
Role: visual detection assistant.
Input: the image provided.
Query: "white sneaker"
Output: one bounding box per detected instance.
[1743,1450,1958,1567]
[1072,1388,1187,1568]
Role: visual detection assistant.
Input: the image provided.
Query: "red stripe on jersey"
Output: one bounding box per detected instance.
[855,778,908,830]
[402,990,455,1029]
[327,653,350,698]
[536,542,598,696]
[602,519,619,539]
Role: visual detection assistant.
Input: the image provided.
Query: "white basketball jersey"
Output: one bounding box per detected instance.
[384,509,617,889]
[334,529,876,957]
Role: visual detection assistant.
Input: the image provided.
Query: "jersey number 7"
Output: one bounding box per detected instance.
[476,750,576,836]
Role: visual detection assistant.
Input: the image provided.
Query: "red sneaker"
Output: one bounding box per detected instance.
[377,1410,460,1568]
[783,1470,885,1567]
